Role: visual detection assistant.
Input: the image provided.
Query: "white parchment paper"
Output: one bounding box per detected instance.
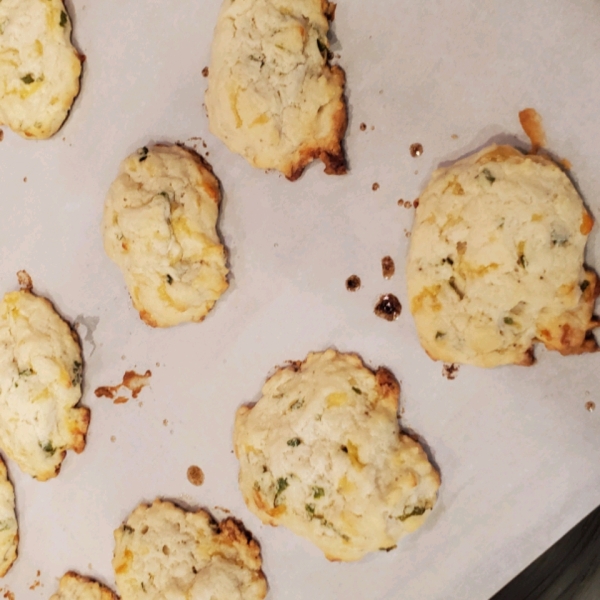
[0,1,599,598]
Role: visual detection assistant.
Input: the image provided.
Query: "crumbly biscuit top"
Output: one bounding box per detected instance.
[407,145,598,367]
[50,572,118,600]
[234,349,440,561]
[103,145,229,328]
[113,499,267,600]
[0,458,17,577]
[0,288,89,480]
[206,0,347,180]
[0,0,81,139]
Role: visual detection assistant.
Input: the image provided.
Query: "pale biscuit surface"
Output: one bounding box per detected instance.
[206,0,347,180]
[407,145,599,367]
[103,145,229,328]
[0,0,81,139]
[50,572,118,600]
[113,499,267,600]
[234,349,440,561]
[0,458,17,577]
[0,287,89,480]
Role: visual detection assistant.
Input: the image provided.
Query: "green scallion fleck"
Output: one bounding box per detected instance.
[313,486,325,499]
[504,317,514,325]
[287,438,302,447]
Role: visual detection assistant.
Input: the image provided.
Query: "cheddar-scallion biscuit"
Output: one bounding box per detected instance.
[102,145,229,328]
[0,0,82,139]
[206,0,347,180]
[0,276,89,480]
[234,349,440,561]
[0,458,17,577]
[49,572,118,600]
[113,499,267,600]
[407,144,599,367]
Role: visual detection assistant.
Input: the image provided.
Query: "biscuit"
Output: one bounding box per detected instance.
[234,349,440,562]
[49,572,118,600]
[407,144,599,368]
[206,0,347,181]
[102,145,229,328]
[113,499,267,600]
[0,0,82,139]
[0,277,89,480]
[0,458,18,577]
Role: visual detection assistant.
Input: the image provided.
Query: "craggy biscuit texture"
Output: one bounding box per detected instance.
[234,349,440,561]
[0,458,18,577]
[0,0,82,139]
[407,144,599,368]
[113,499,267,600]
[103,145,229,328]
[50,572,118,600]
[0,288,89,480]
[206,0,347,180]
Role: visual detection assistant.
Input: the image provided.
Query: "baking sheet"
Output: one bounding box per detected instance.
[1,0,600,598]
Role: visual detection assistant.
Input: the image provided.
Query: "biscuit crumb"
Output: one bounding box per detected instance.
[202,66,209,77]
[163,419,168,426]
[586,401,595,412]
[381,256,395,279]
[560,158,572,171]
[23,177,27,183]
[451,134,459,140]
[397,199,404,206]
[346,275,361,292]
[214,506,231,514]
[372,182,380,191]
[410,143,423,157]
[519,108,546,154]
[374,294,402,321]
[2,589,14,600]
[360,123,367,131]
[110,436,116,442]
[442,364,459,380]
[95,370,152,402]
[187,465,205,486]
[16,270,33,291]
[113,397,128,405]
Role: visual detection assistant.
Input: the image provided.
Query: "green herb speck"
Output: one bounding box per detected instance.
[274,477,289,507]
[316,39,328,57]
[19,368,32,377]
[21,73,34,84]
[59,10,67,27]
[397,506,427,521]
[289,398,304,410]
[313,486,325,499]
[481,168,496,184]
[287,438,302,447]
[72,360,83,386]
[351,386,362,395]
[139,146,149,162]
[580,280,590,293]
[305,503,315,516]
[123,524,134,534]
[166,274,173,285]
[504,317,514,325]
[41,441,55,455]
[435,331,445,340]
[518,254,528,268]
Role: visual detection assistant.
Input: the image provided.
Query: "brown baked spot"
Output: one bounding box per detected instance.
[381,256,395,279]
[519,108,546,154]
[187,465,205,486]
[346,275,361,291]
[0,130,3,142]
[374,294,402,321]
[442,363,459,380]
[580,211,594,235]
